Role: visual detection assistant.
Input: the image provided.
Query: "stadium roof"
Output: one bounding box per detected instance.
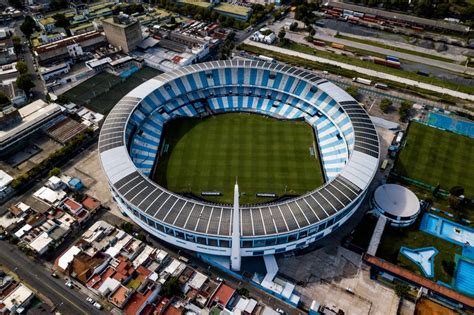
[99,60,379,237]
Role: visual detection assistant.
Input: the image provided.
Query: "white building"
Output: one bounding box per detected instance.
[1,283,34,314]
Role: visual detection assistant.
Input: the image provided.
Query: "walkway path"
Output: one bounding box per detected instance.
[244,40,474,102]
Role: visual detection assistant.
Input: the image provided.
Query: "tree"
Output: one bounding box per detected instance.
[49,0,69,11]
[20,16,38,38]
[12,36,22,54]
[380,98,392,113]
[345,86,359,99]
[394,283,409,297]
[48,167,61,177]
[278,28,286,44]
[450,186,464,197]
[8,0,22,9]
[16,74,35,94]
[15,61,28,75]
[289,22,298,31]
[161,277,181,297]
[399,100,412,121]
[442,260,455,277]
[0,92,10,108]
[53,14,71,35]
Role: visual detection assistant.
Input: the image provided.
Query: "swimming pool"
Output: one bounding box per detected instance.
[454,258,474,297]
[420,213,474,247]
[400,246,438,278]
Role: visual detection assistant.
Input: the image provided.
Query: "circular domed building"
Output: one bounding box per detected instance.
[372,184,420,227]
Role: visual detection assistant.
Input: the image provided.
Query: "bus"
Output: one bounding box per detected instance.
[257,55,275,63]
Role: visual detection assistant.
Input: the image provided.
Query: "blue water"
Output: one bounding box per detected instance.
[400,246,437,278]
[463,246,474,259]
[120,66,140,79]
[454,259,474,297]
[420,213,474,247]
[427,112,474,138]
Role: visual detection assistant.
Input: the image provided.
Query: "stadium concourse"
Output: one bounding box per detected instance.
[99,60,379,270]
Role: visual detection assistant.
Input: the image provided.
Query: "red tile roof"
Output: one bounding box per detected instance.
[163,305,181,315]
[82,196,100,211]
[136,266,151,277]
[153,297,169,314]
[124,289,155,315]
[210,284,235,307]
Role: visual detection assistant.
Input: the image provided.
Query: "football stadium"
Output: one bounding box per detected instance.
[99,60,379,270]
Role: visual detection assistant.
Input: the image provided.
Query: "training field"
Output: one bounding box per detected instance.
[152,113,324,204]
[63,67,161,115]
[394,122,474,197]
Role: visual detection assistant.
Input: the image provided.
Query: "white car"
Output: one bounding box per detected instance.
[276,308,285,314]
[216,277,223,282]
[93,302,102,310]
[86,297,94,304]
[65,281,73,288]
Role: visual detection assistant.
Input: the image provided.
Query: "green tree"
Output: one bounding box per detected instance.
[16,74,35,94]
[49,0,69,11]
[8,0,23,9]
[394,283,409,297]
[12,36,22,54]
[278,28,286,44]
[289,22,298,31]
[442,260,455,277]
[345,86,359,99]
[48,167,61,177]
[398,100,412,121]
[380,98,392,113]
[0,92,10,108]
[16,61,28,75]
[20,16,38,38]
[161,277,181,297]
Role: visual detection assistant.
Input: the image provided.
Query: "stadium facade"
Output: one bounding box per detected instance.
[99,60,379,270]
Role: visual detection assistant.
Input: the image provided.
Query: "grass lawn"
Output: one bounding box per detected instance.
[377,222,462,284]
[394,122,474,198]
[152,113,324,204]
[63,67,162,115]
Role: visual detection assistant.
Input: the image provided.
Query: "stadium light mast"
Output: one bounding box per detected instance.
[231,180,241,271]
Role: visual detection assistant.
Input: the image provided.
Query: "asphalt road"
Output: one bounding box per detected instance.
[0,240,103,315]
[13,18,45,100]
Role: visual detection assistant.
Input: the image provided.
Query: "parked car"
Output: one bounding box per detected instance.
[86,297,94,304]
[93,302,102,310]
[65,281,73,288]
[51,272,58,278]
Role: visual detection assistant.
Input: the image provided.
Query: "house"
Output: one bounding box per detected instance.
[1,283,34,314]
[108,284,133,309]
[28,232,53,255]
[62,198,83,215]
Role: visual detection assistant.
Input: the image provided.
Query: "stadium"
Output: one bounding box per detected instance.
[99,60,379,270]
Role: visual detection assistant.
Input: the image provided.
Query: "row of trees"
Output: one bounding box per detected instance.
[350,0,474,22]
[154,0,249,30]
[11,129,94,189]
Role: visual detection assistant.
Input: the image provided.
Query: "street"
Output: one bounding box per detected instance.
[12,18,45,101]
[0,241,103,315]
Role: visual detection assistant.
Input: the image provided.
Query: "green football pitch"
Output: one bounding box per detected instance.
[395,122,474,197]
[152,113,324,204]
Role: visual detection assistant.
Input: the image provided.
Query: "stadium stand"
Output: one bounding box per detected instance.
[99,60,379,258]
